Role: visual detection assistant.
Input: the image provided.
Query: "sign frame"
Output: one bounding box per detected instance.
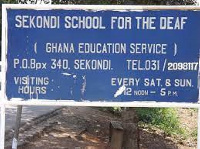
[1,4,200,107]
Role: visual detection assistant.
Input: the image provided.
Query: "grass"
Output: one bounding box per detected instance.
[102,107,192,139]
[191,128,198,139]
[136,108,186,137]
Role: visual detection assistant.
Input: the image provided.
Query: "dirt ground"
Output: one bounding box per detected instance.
[16,107,197,149]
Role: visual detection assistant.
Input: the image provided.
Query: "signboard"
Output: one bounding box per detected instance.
[2,5,200,103]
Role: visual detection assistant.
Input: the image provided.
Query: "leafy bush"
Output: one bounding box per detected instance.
[136,108,185,136]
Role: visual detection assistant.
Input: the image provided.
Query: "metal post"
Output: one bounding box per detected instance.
[0,105,5,149]
[198,108,200,149]
[197,1,200,148]
[198,54,200,149]
[12,105,23,149]
[197,1,200,147]
[198,53,200,149]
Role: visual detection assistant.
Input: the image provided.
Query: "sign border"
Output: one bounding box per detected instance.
[2,4,200,107]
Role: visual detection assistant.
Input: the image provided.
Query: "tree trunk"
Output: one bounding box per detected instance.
[121,108,139,149]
